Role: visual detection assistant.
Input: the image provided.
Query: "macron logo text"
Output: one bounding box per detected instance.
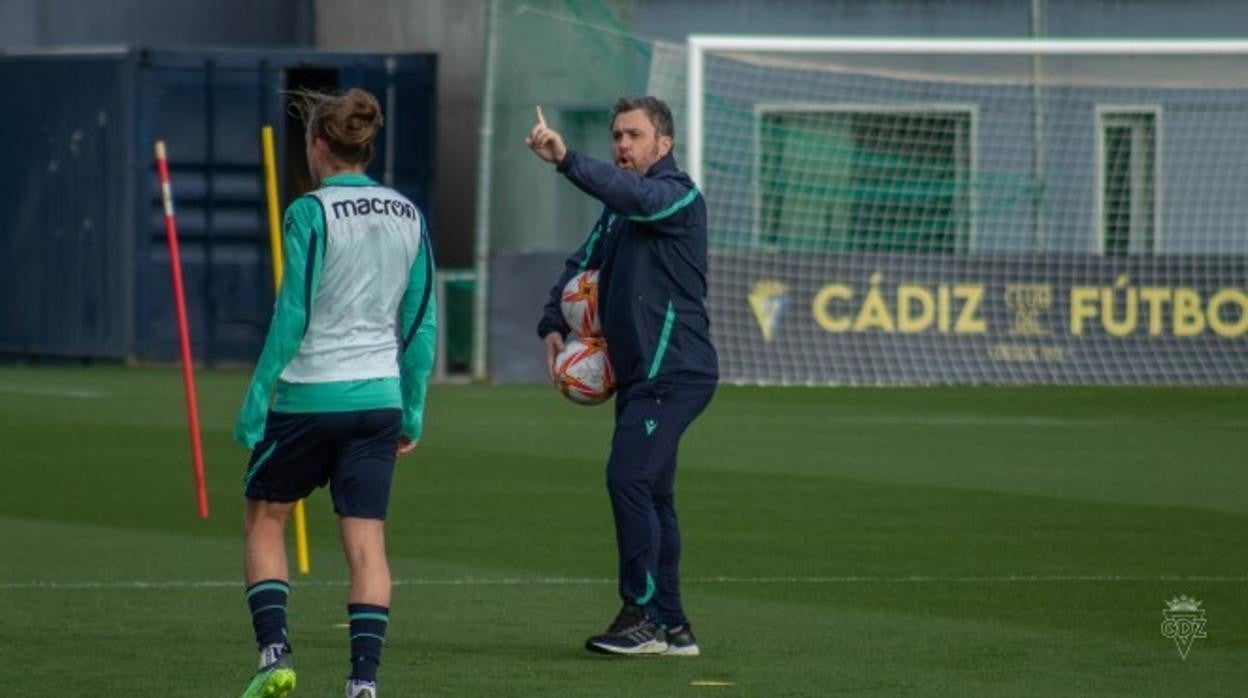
[331,197,418,221]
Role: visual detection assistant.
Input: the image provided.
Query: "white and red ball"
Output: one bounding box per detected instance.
[561,270,601,337]
[554,336,615,406]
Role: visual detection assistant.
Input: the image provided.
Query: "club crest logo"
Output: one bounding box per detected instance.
[748,280,788,342]
[1161,595,1207,659]
[1004,283,1053,336]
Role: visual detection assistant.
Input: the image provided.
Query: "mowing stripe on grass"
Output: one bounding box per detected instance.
[3,574,1247,590]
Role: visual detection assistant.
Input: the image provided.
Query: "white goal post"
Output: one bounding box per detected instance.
[682,36,1248,385]
[687,37,1248,189]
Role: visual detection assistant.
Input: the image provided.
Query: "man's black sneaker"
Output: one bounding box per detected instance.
[585,604,668,656]
[663,623,700,656]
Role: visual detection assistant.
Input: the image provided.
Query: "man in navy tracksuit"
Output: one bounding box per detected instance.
[527,97,718,657]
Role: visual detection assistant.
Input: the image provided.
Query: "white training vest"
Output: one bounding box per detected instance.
[279,185,424,384]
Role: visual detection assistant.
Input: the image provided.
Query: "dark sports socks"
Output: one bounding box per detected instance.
[246,579,291,653]
[347,603,389,682]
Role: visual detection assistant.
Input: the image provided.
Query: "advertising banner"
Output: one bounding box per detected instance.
[714,253,1247,384]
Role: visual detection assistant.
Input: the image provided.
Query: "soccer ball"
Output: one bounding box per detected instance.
[561,270,601,337]
[554,336,615,406]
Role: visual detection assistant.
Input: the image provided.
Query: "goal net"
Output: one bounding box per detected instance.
[677,38,1248,385]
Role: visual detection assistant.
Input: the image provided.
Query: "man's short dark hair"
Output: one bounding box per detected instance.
[611,96,675,140]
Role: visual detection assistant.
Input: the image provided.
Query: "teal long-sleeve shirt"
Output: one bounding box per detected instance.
[234,173,437,448]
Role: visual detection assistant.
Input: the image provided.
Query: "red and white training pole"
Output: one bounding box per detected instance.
[155,140,210,519]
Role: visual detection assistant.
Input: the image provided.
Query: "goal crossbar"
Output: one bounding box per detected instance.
[687,36,1248,188]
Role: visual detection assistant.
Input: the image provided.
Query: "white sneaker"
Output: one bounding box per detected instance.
[346,678,377,698]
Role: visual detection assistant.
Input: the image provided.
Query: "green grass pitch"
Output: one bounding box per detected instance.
[0,365,1244,696]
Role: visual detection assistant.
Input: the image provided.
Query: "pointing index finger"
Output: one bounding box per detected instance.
[536,105,547,127]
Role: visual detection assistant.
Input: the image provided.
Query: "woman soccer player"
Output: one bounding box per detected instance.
[233,87,436,698]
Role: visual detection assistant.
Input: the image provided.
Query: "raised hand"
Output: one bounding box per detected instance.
[525,105,567,164]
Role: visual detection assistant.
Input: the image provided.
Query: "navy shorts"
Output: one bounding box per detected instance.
[243,408,401,520]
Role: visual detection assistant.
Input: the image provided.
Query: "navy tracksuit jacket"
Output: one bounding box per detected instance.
[537,151,718,386]
[537,149,718,625]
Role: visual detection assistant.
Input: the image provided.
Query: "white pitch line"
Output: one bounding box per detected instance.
[717,415,1248,429]
[1,575,1245,591]
[0,578,608,590]
[696,575,1248,583]
[0,385,107,399]
[454,415,1248,430]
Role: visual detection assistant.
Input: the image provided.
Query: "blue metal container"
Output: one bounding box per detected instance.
[0,48,437,363]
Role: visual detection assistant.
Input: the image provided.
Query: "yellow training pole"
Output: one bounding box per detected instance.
[262,125,312,575]
[262,126,285,289]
